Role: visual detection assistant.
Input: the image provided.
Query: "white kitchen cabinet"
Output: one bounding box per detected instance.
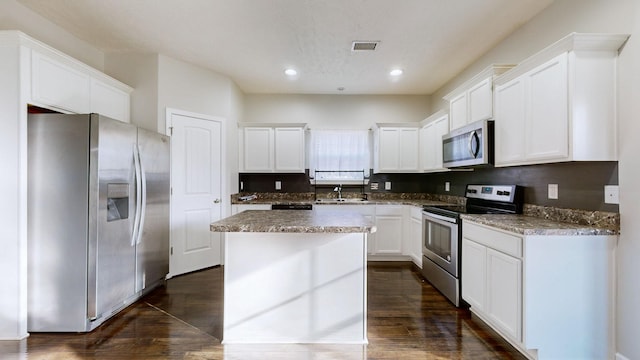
[242,127,273,172]
[494,33,628,167]
[462,219,616,360]
[274,127,305,171]
[461,238,486,311]
[372,205,403,255]
[31,50,91,114]
[419,111,449,172]
[444,65,514,131]
[90,79,131,123]
[239,124,306,173]
[373,124,419,173]
[485,248,522,341]
[29,46,132,122]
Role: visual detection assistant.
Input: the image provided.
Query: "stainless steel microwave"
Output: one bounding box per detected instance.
[442,119,494,168]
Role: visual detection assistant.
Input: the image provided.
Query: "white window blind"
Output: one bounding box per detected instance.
[309,130,371,182]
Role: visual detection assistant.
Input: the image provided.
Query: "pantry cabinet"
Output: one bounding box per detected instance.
[494,33,628,167]
[444,65,514,131]
[239,124,306,173]
[373,124,419,173]
[419,111,449,172]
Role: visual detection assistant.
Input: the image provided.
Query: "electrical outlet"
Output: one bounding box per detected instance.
[604,185,619,204]
[385,181,392,190]
[445,182,450,192]
[275,181,281,190]
[548,184,558,199]
[370,182,379,190]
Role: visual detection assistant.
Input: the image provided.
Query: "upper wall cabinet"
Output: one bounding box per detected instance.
[494,33,629,167]
[373,123,420,173]
[419,110,449,173]
[26,38,132,122]
[444,65,515,131]
[239,123,307,173]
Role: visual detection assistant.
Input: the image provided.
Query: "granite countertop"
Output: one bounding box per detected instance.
[461,214,618,236]
[210,209,377,233]
[233,198,450,207]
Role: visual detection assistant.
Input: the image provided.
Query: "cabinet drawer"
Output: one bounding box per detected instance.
[463,221,522,258]
[375,205,404,216]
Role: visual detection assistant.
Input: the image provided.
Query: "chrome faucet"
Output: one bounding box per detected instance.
[333,184,343,200]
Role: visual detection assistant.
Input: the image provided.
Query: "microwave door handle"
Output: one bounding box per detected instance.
[468,130,480,158]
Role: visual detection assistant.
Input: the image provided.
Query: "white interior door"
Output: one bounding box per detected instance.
[167,108,225,277]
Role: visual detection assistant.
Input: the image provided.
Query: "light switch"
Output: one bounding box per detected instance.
[445,182,450,192]
[548,184,558,199]
[275,181,282,190]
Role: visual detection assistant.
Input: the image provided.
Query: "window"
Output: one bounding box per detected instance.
[308,130,371,183]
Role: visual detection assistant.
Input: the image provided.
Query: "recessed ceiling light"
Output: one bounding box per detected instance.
[390,69,403,76]
[284,68,297,76]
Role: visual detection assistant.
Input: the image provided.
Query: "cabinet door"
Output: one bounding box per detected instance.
[398,128,419,171]
[409,215,423,266]
[374,206,403,254]
[494,77,526,166]
[377,128,400,171]
[461,239,486,311]
[421,116,449,172]
[486,248,522,342]
[274,127,305,172]
[526,53,569,162]
[468,77,493,123]
[31,50,91,113]
[449,92,468,130]
[90,79,130,123]
[243,127,273,172]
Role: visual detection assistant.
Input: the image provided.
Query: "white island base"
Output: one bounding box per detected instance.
[223,232,368,344]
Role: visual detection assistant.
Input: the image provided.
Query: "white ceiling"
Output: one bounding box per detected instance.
[17,0,554,95]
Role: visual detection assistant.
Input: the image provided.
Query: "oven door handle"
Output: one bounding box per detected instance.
[422,211,458,224]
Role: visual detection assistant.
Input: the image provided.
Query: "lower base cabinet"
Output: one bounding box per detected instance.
[462,220,616,360]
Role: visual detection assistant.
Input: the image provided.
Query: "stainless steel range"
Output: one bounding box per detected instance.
[421,184,523,307]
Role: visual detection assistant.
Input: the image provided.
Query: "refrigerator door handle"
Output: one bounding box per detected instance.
[136,145,147,245]
[132,144,143,247]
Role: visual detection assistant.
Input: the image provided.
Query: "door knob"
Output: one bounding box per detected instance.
[213,199,221,204]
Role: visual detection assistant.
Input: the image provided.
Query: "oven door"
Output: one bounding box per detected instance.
[422,211,459,277]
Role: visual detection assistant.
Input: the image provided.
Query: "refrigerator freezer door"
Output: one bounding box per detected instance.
[28,114,92,331]
[135,128,170,293]
[87,114,138,325]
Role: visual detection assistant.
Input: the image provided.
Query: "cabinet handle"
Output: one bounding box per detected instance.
[468,130,480,158]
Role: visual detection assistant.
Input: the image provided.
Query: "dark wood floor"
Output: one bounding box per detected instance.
[1,262,525,359]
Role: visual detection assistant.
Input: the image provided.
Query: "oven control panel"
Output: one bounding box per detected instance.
[466,184,517,202]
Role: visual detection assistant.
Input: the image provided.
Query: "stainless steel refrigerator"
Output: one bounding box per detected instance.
[27,113,170,332]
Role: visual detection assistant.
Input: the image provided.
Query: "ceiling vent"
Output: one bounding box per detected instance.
[351,41,379,51]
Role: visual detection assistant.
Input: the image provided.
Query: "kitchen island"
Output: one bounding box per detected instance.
[210,209,376,344]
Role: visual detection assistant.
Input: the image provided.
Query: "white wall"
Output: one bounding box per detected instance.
[616,3,640,360]
[0,0,104,71]
[244,94,431,129]
[430,1,638,358]
[157,54,242,205]
[104,53,159,132]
